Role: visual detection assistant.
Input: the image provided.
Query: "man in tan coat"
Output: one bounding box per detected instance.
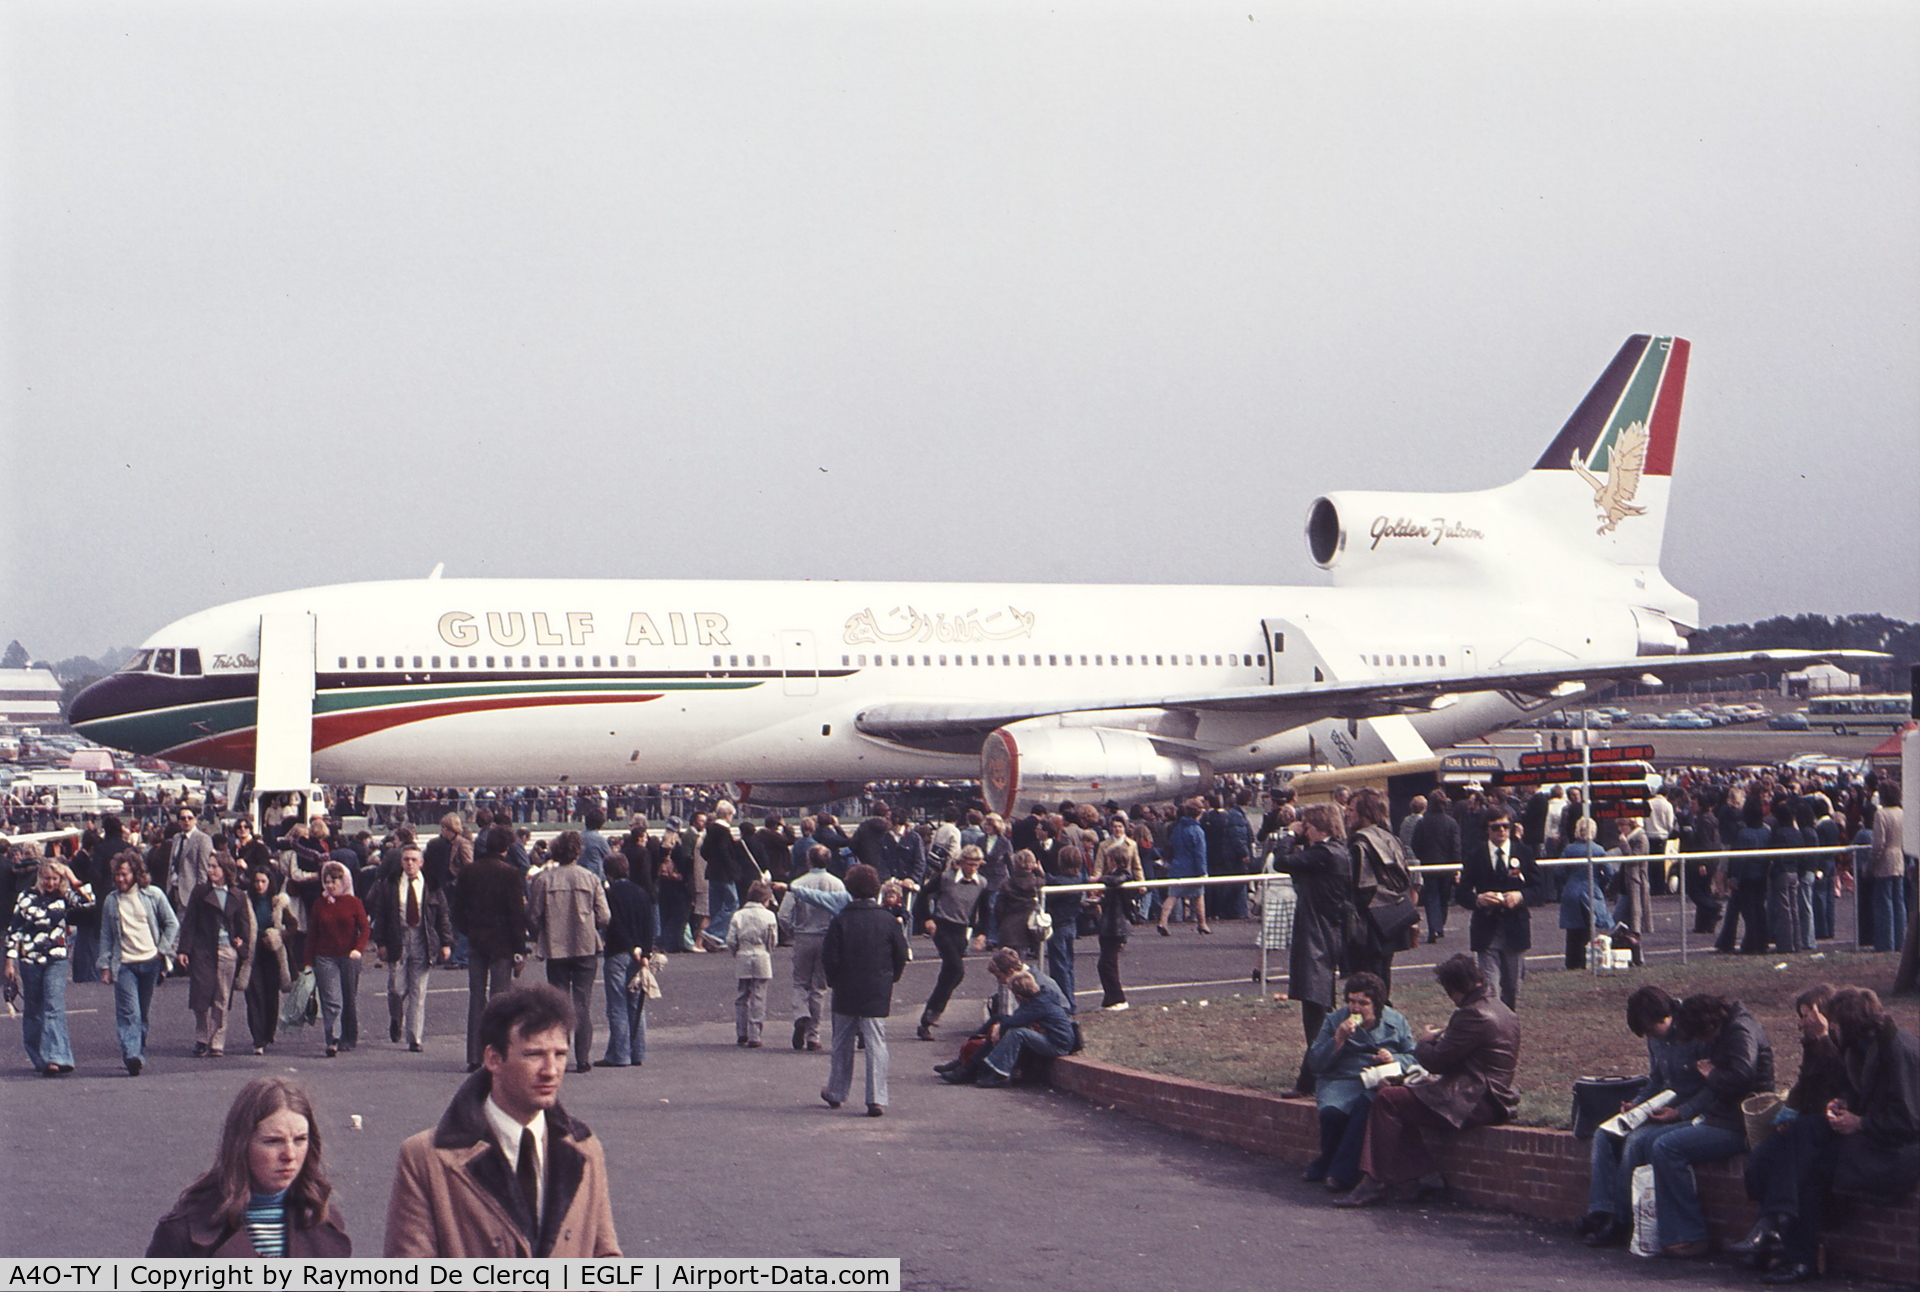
[385,985,621,1257]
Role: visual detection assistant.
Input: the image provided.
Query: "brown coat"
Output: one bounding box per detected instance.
[1410,985,1521,1128]
[146,1184,351,1256]
[384,1071,621,1257]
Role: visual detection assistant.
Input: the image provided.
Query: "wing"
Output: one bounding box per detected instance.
[853,649,1887,744]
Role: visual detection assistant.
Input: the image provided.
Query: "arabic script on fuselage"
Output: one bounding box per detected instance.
[843,605,1036,646]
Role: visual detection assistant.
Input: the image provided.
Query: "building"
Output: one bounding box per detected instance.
[0,668,63,728]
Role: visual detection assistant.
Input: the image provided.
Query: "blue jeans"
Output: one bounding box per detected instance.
[1870,874,1908,953]
[313,955,361,1048]
[68,927,100,983]
[114,958,165,1062]
[1811,870,1835,941]
[983,1023,1069,1077]
[1045,933,1076,1014]
[19,962,73,1070]
[825,1013,888,1107]
[1650,1122,1747,1247]
[603,953,647,1065]
[1588,1117,1689,1219]
[705,881,739,944]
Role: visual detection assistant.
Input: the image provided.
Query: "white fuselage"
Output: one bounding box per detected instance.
[115,576,1644,785]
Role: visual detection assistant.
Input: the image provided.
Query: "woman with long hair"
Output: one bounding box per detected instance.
[996,850,1045,958]
[177,854,253,1060]
[146,1077,350,1256]
[1346,789,1417,991]
[1275,802,1353,1097]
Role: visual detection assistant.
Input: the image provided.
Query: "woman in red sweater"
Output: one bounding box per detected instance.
[307,862,369,1058]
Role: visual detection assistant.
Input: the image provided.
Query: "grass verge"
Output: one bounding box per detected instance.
[1075,948,1915,1128]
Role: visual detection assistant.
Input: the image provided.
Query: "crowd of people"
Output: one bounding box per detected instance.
[3,762,1914,1268]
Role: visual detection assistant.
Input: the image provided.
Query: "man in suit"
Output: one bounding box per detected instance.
[1457,807,1537,1011]
[372,844,454,1052]
[166,808,213,911]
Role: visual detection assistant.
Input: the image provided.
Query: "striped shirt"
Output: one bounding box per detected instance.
[244,1190,288,1257]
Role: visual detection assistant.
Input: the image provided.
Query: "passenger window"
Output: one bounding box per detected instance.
[1125,655,1133,665]
[907,656,915,666]
[1079,655,1087,666]
[1155,655,1163,666]
[468,656,477,668]
[1257,654,1267,667]
[1048,655,1057,666]
[357,656,367,669]
[338,657,349,669]
[970,655,979,666]
[1439,655,1446,666]
[431,656,441,668]
[923,656,930,666]
[376,656,385,669]
[543,656,552,668]
[1185,655,1193,666]
[890,655,899,666]
[593,655,602,667]
[500,656,510,668]
[486,656,495,668]
[730,655,739,667]
[574,656,583,667]
[939,655,947,666]
[1018,655,1026,666]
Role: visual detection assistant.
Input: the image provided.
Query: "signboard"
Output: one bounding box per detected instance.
[1591,802,1654,820]
[1498,762,1652,787]
[1517,745,1656,769]
[1440,752,1504,784]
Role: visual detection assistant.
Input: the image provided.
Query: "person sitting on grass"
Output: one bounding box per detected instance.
[1578,984,1708,1247]
[1303,972,1414,1193]
[1333,953,1519,1209]
[939,964,1074,1088]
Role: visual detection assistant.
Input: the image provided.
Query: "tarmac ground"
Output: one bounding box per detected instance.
[0,886,1890,1288]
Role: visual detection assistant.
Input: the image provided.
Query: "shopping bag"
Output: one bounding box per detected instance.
[280,966,317,1029]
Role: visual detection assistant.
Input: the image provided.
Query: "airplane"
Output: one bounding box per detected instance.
[68,335,1881,813]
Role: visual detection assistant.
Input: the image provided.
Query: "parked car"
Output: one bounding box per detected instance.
[1628,714,1669,729]
[1767,711,1811,731]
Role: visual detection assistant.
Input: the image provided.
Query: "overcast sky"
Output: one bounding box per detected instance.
[5,0,1917,662]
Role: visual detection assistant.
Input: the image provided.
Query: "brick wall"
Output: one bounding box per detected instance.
[1051,1057,1920,1286]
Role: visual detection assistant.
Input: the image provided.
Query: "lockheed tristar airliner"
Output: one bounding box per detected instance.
[70,336,1874,812]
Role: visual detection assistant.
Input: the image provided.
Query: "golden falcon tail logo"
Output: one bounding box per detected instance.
[1570,420,1649,534]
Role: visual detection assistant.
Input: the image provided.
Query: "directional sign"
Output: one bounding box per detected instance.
[1587,782,1654,801]
[1592,802,1654,820]
[1499,762,1653,787]
[1517,745,1656,769]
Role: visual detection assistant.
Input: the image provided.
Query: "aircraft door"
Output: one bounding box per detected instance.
[780,630,818,697]
[1260,620,1287,686]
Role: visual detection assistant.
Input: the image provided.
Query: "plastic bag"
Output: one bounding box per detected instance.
[280,966,316,1029]
[1629,1164,1659,1257]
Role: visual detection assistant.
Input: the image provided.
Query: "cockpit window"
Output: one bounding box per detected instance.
[120,650,154,673]
[179,649,203,677]
[153,649,176,675]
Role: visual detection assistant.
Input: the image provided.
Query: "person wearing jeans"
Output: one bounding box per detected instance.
[97,852,178,1075]
[1648,993,1774,1256]
[599,852,655,1067]
[306,861,369,1057]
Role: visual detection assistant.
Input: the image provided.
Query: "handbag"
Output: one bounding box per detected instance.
[1571,1075,1648,1140]
[1368,891,1421,945]
[1027,908,1054,939]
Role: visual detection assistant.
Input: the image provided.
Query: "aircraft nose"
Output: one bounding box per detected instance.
[68,673,136,729]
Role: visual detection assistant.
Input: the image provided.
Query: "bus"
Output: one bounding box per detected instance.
[1805,693,1912,736]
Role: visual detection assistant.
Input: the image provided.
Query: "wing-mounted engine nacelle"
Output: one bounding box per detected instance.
[1307,489,1520,585]
[981,723,1209,820]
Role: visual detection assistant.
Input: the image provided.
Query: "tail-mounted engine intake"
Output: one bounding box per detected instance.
[982,723,1209,819]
